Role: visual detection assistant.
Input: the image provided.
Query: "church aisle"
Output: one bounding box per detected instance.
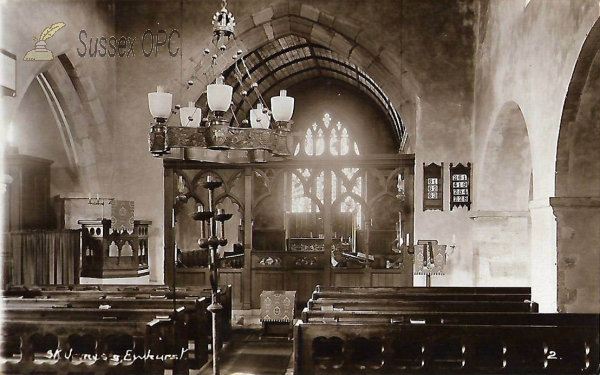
[197,329,294,375]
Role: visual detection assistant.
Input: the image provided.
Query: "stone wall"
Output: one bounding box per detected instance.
[474,0,599,311]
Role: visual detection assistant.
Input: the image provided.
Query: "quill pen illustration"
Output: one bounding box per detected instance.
[24,22,66,61]
[38,22,66,41]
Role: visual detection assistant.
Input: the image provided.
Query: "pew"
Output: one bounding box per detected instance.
[1,308,190,375]
[2,298,210,370]
[294,285,599,374]
[312,285,532,302]
[2,284,234,343]
[315,285,532,294]
[293,319,600,374]
[301,308,598,326]
[307,298,538,312]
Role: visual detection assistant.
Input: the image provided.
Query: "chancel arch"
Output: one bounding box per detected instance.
[553,17,600,313]
[173,4,417,151]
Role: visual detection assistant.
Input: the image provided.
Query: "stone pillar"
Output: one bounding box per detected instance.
[529,199,558,313]
[551,197,600,313]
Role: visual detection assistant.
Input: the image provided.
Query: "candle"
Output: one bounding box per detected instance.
[206,175,212,182]
[406,233,410,245]
[452,234,456,245]
[197,205,203,212]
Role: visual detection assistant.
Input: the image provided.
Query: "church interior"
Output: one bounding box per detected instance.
[1,0,600,374]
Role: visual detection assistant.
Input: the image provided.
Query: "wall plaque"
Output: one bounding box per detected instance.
[449,162,471,210]
[423,162,443,211]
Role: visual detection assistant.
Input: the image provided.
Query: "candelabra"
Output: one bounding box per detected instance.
[87,194,114,219]
[190,176,231,375]
[87,194,104,205]
[147,0,295,163]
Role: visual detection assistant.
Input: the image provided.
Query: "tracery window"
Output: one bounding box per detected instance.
[294,113,360,157]
[291,113,364,228]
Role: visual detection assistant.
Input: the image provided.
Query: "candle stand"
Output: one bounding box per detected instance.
[190,176,232,375]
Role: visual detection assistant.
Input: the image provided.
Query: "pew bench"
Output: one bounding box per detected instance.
[3,297,211,368]
[293,318,600,374]
[312,286,532,304]
[314,285,532,296]
[301,308,598,326]
[307,298,539,312]
[2,284,234,344]
[1,309,190,375]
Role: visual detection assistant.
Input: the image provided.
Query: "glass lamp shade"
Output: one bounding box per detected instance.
[148,88,173,119]
[271,90,294,122]
[207,76,233,113]
[250,103,270,129]
[180,103,201,127]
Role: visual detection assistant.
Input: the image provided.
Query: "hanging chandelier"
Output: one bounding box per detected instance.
[147,0,295,163]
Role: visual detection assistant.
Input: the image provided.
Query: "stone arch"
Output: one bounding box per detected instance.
[472,101,532,287]
[10,52,111,194]
[552,17,600,313]
[556,19,600,197]
[168,1,420,149]
[479,101,532,211]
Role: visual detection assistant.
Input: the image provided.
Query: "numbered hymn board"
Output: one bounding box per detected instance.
[450,163,471,210]
[423,163,443,211]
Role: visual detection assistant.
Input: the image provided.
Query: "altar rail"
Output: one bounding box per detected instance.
[3,230,80,287]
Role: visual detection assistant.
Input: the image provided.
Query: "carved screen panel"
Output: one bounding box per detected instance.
[450,162,472,210]
[423,163,443,211]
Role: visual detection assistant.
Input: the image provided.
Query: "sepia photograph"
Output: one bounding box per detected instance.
[0,0,599,374]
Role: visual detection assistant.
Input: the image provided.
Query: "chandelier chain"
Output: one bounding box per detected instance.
[240,56,269,115]
[234,62,254,108]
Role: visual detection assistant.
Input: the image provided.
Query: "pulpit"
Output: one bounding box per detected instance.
[78,219,151,278]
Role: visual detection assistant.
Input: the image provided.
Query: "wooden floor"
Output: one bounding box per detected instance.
[196,328,294,375]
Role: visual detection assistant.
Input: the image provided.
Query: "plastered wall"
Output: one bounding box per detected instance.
[474,0,599,311]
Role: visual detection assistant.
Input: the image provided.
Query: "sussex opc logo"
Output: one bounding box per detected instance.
[23,22,66,61]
